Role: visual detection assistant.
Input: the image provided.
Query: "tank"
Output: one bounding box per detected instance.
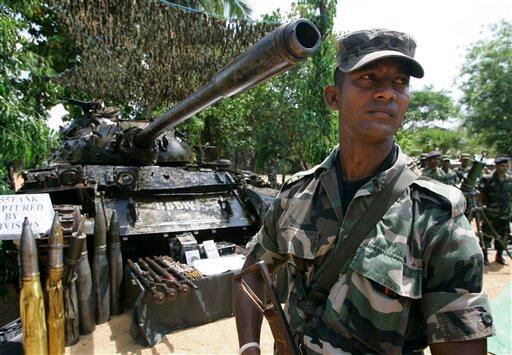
[19,99,277,255]
[15,19,322,258]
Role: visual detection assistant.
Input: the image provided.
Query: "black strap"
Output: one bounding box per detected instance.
[307,167,418,305]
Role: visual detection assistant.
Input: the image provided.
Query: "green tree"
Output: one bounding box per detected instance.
[193,0,253,19]
[0,1,64,299]
[403,86,459,128]
[398,127,490,160]
[0,1,61,194]
[460,21,512,155]
[189,0,338,173]
[397,86,460,155]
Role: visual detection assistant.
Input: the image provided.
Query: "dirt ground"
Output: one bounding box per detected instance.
[64,260,511,355]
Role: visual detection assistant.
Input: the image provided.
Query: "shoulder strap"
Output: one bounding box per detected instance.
[307,167,418,305]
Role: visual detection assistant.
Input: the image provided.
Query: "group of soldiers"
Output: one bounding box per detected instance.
[420,151,512,265]
[420,151,472,186]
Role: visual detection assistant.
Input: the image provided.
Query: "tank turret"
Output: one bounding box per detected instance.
[51,99,192,166]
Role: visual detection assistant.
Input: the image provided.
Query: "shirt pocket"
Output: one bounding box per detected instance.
[323,243,422,354]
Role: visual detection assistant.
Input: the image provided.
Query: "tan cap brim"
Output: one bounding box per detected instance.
[338,50,424,78]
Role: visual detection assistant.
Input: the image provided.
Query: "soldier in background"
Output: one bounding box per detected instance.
[441,157,458,186]
[456,153,473,181]
[419,153,427,168]
[265,159,278,188]
[421,151,446,182]
[479,156,512,265]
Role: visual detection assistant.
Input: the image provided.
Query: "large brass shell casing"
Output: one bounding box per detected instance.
[21,276,48,355]
[20,218,48,355]
[46,268,64,355]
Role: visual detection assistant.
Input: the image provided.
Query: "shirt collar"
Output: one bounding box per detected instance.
[314,143,414,195]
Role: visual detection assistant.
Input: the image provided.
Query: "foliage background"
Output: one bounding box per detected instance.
[460,21,512,156]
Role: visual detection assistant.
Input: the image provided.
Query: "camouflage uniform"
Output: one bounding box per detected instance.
[479,172,512,250]
[420,166,446,184]
[455,165,470,182]
[266,160,278,188]
[247,145,494,354]
[441,168,458,186]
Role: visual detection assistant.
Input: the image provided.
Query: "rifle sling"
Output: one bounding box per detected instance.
[307,167,418,306]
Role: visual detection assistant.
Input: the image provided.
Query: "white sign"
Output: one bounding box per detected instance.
[184,250,201,265]
[203,240,220,259]
[0,194,54,240]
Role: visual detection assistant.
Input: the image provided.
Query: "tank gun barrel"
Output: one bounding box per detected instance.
[133,19,321,148]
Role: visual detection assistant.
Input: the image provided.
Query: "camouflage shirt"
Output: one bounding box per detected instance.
[247,145,494,354]
[420,166,446,183]
[441,168,458,186]
[479,172,512,220]
[455,165,470,181]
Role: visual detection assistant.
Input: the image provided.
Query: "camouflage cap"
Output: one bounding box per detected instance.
[425,150,441,159]
[336,29,424,78]
[442,156,451,162]
[494,156,510,164]
[460,153,473,160]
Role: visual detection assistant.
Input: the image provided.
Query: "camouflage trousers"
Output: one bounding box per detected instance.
[481,217,510,251]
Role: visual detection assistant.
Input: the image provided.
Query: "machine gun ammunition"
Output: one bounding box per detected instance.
[108,211,123,316]
[138,258,177,299]
[45,213,65,355]
[163,255,203,280]
[127,259,165,304]
[63,215,85,346]
[92,201,110,324]
[157,256,198,290]
[145,257,189,294]
[19,218,48,355]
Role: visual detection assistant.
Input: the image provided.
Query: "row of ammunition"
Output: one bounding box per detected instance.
[19,201,123,355]
[162,255,203,281]
[127,256,202,304]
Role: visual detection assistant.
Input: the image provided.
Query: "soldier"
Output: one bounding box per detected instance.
[441,156,458,186]
[421,151,446,182]
[236,29,493,354]
[419,152,427,168]
[456,153,473,181]
[479,156,512,265]
[266,158,278,188]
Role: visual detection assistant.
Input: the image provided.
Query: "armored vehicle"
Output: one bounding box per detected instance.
[18,99,276,257]
[14,19,322,258]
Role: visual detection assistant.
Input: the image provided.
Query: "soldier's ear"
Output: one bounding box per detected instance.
[324,85,340,110]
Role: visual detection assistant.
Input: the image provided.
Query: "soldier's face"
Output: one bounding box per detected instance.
[427,157,439,168]
[496,162,509,174]
[325,58,410,144]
